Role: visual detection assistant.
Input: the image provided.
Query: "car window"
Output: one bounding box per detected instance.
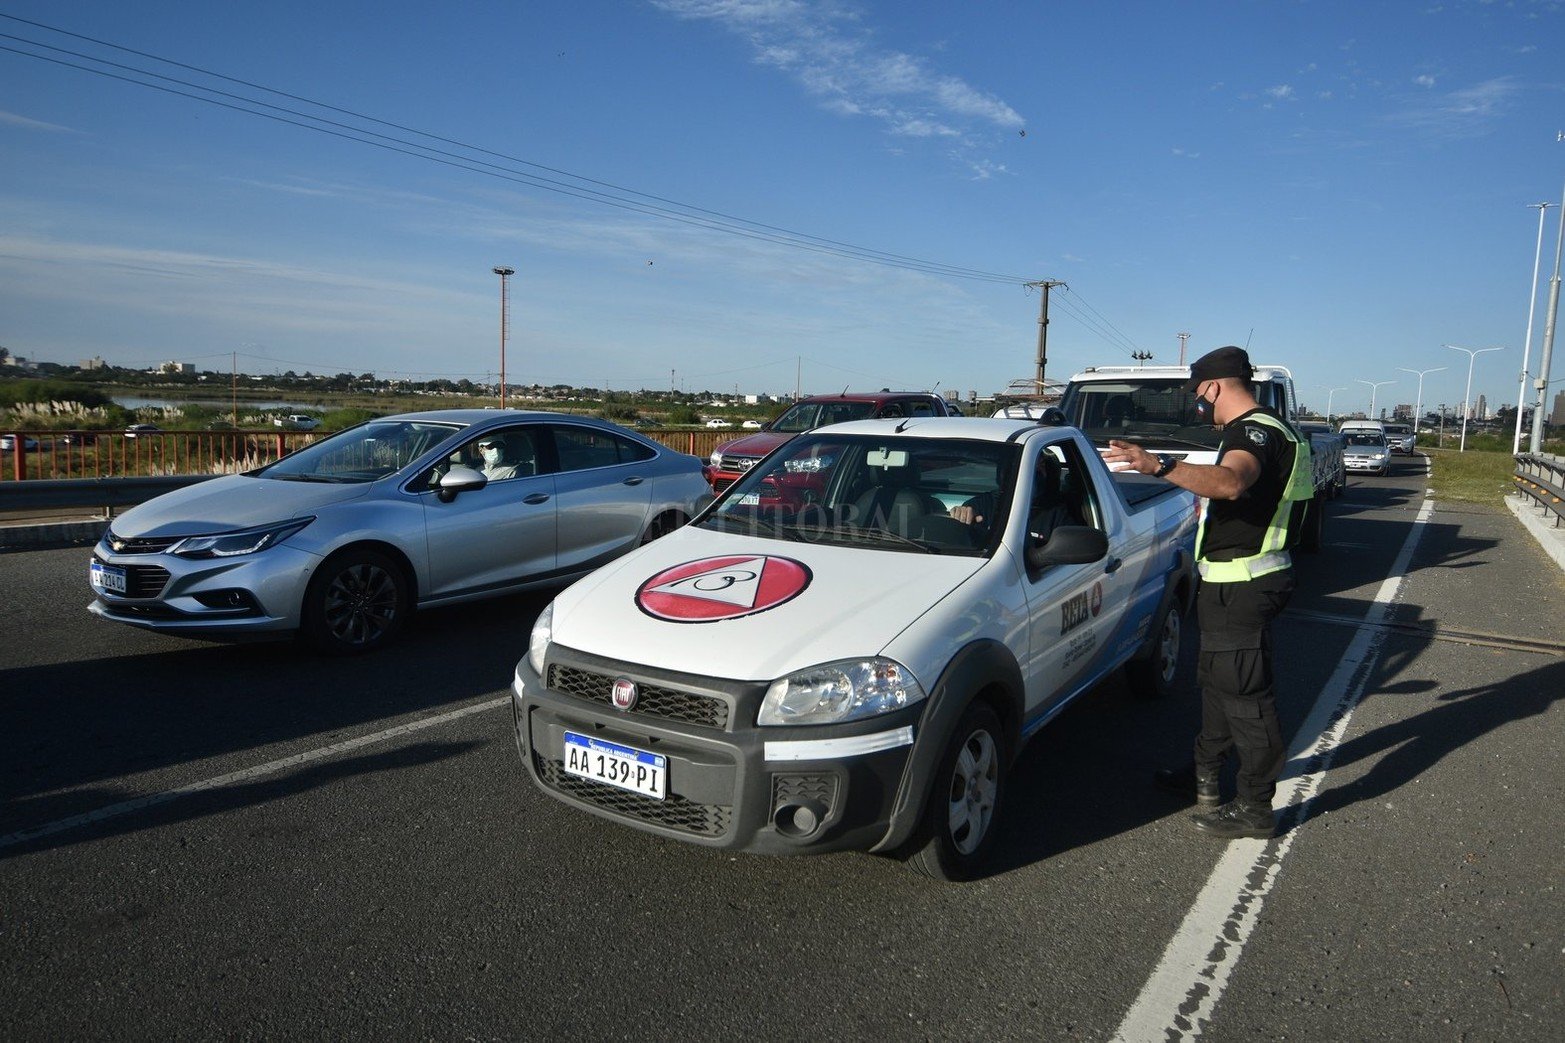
[552,426,655,471]
[262,420,460,483]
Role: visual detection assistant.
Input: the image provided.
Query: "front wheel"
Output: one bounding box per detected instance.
[907,702,1008,882]
[300,549,410,655]
[1126,596,1185,698]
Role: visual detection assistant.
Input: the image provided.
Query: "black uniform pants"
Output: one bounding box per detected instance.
[1192,569,1296,805]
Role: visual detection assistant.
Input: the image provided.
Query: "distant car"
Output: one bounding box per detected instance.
[275,414,322,431]
[704,418,732,428]
[740,419,764,429]
[706,391,954,495]
[60,432,98,446]
[1382,422,1416,455]
[124,424,161,439]
[88,410,712,654]
[1,434,40,451]
[1341,432,1391,476]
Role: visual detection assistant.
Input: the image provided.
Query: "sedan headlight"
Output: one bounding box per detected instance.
[169,518,313,559]
[757,657,925,726]
[527,602,554,676]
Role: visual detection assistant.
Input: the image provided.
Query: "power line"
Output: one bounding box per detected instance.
[0,13,1146,356]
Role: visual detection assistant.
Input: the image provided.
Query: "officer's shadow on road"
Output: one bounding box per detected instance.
[1297,652,1564,822]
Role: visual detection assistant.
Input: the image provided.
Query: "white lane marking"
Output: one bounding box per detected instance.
[1,696,509,850]
[1114,495,1435,1042]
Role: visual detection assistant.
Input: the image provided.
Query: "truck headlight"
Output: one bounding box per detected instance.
[169,518,313,559]
[709,450,723,467]
[528,602,553,676]
[757,657,925,726]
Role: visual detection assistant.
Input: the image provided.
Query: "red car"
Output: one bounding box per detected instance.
[707,391,953,495]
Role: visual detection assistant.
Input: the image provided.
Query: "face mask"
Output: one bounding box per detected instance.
[1193,384,1216,425]
[481,446,502,466]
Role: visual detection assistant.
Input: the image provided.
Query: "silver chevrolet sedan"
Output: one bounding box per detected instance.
[87,410,711,653]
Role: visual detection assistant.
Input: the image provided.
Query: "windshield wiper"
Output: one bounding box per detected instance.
[267,473,347,483]
[830,524,940,553]
[699,513,786,539]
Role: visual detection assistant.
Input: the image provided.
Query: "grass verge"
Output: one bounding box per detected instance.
[1425,448,1518,508]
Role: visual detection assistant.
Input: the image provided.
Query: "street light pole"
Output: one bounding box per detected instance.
[492,266,515,409]
[1356,378,1396,420]
[1530,178,1565,455]
[1516,202,1554,453]
[1320,385,1347,423]
[1446,344,1504,452]
[1396,366,1446,444]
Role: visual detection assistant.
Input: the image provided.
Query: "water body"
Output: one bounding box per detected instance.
[115,396,309,411]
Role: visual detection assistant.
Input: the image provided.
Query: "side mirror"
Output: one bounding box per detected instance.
[1025,525,1109,572]
[436,465,488,503]
[1039,407,1067,426]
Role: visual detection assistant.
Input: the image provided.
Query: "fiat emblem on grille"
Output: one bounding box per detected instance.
[611,677,638,711]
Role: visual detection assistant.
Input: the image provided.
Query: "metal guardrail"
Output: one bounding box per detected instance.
[1513,454,1565,527]
[0,475,218,511]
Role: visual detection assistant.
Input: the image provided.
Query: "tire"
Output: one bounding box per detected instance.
[300,548,410,655]
[1298,493,1325,553]
[639,511,684,546]
[1126,595,1185,699]
[907,702,1008,882]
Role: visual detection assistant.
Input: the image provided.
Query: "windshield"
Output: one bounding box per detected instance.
[769,400,878,434]
[259,420,462,483]
[1383,425,1411,436]
[1057,379,1223,448]
[698,433,1017,556]
[1345,433,1387,448]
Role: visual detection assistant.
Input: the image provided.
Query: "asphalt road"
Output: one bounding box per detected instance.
[2,454,1561,1041]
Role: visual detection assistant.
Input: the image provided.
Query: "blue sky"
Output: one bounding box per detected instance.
[2,0,1562,416]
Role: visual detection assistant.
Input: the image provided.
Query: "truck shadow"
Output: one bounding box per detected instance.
[0,589,553,840]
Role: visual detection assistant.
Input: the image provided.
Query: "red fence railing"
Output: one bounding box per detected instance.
[1,427,734,482]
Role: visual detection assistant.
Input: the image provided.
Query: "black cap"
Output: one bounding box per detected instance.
[1183,345,1254,391]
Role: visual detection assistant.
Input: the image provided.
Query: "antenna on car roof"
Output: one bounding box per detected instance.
[840,385,850,397]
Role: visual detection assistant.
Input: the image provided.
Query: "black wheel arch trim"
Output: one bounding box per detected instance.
[871,638,1023,854]
[1128,548,1194,662]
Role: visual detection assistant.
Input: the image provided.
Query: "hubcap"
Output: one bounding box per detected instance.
[322,562,399,646]
[946,728,999,855]
[1157,611,1181,685]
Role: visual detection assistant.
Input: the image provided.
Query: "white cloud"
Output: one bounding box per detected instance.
[651,0,1024,161]
[1388,76,1522,136]
[1413,74,1436,88]
[1266,84,1296,100]
[0,109,78,134]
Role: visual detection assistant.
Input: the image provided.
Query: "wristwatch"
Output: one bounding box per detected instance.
[1154,453,1178,478]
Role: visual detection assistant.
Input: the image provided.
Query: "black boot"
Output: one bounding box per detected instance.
[1153,765,1220,808]
[1191,799,1275,840]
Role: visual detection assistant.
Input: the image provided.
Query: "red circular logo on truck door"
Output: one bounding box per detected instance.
[636,555,812,623]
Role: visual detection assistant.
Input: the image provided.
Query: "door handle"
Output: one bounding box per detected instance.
[1104,556,1122,574]
[622,476,644,486]
[523,492,551,505]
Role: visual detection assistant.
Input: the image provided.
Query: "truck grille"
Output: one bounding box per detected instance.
[548,664,730,729]
[535,753,731,837]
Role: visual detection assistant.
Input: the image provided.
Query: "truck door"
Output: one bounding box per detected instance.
[1019,438,1134,717]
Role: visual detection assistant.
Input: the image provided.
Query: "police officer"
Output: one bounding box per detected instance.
[1103,345,1313,839]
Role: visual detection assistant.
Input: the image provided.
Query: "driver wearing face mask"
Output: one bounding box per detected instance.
[476,436,524,481]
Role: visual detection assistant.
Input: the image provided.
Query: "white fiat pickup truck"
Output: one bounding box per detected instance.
[511,418,1198,880]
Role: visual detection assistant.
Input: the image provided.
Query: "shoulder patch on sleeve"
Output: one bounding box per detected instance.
[1246,426,1269,446]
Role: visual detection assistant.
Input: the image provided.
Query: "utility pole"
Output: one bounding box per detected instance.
[1131,350,1154,366]
[1025,280,1067,394]
[1177,332,1191,365]
[493,266,515,409]
[1530,174,1564,454]
[231,351,238,427]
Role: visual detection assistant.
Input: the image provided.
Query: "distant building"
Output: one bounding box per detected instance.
[1477,394,1488,420]
[1552,390,1565,427]
[1392,403,1413,420]
[79,356,108,370]
[158,361,194,375]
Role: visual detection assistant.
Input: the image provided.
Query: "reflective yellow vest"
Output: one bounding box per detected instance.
[1195,412,1313,582]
